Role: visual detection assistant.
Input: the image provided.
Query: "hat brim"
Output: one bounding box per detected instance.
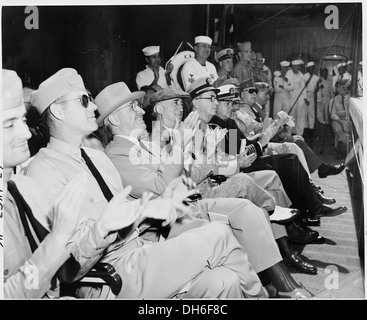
[153,94,191,104]
[218,96,240,102]
[96,91,145,127]
[241,86,256,91]
[195,87,220,97]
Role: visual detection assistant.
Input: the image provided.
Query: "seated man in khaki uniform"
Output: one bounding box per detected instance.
[25,67,269,299]
[3,69,87,298]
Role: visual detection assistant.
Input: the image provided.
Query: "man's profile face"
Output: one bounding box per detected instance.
[338,66,346,75]
[242,89,257,106]
[321,69,328,79]
[61,90,98,136]
[217,100,234,120]
[146,53,161,69]
[219,58,233,73]
[195,43,211,61]
[256,89,270,106]
[249,54,257,68]
[307,66,315,74]
[115,100,147,134]
[195,91,218,122]
[291,64,301,72]
[3,105,32,168]
[240,48,252,62]
[280,66,289,75]
[336,85,347,96]
[160,98,184,128]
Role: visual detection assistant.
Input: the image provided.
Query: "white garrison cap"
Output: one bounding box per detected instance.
[291,60,302,65]
[306,61,315,67]
[2,69,24,110]
[195,35,212,46]
[142,46,160,56]
[347,60,353,65]
[299,59,304,64]
[337,62,347,68]
[31,68,86,115]
[280,60,290,67]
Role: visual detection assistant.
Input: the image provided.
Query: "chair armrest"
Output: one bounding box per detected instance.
[210,174,227,185]
[80,262,122,296]
[60,262,122,297]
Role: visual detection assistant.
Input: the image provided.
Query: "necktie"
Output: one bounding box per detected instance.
[138,139,153,156]
[7,180,80,287]
[80,148,113,202]
[81,148,142,237]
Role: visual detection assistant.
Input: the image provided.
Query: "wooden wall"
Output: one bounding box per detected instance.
[2,4,361,96]
[2,5,208,95]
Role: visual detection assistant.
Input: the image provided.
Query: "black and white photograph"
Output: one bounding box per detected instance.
[0,0,365,306]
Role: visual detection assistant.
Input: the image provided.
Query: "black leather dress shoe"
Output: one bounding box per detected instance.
[277,283,316,298]
[302,217,321,226]
[315,191,336,205]
[318,163,345,178]
[310,235,326,244]
[311,183,323,194]
[283,251,317,275]
[264,282,278,298]
[311,204,348,219]
[287,222,319,244]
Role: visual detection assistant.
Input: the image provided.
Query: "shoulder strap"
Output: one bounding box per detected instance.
[7,180,48,252]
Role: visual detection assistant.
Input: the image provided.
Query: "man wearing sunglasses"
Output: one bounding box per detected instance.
[2,69,92,298]
[24,68,269,299]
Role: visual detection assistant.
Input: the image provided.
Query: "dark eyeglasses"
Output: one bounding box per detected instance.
[195,96,217,102]
[59,94,93,108]
[247,89,259,94]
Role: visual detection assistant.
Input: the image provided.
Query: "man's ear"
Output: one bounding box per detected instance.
[49,103,63,121]
[155,103,163,115]
[191,99,198,111]
[107,113,120,126]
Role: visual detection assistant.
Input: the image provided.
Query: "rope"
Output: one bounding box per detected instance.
[351,127,364,185]
[287,6,356,115]
[243,5,295,35]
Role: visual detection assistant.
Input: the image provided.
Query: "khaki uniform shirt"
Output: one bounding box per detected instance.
[4,175,69,298]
